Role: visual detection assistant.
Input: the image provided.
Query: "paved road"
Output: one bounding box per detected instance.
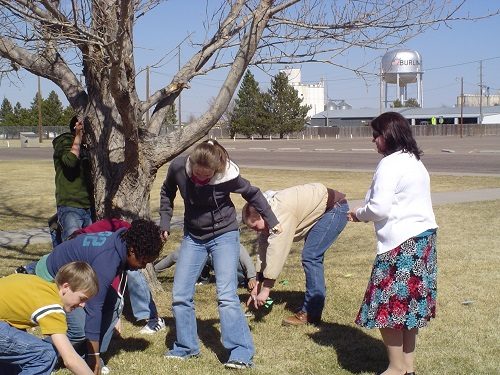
[2,136,499,174]
[1,135,499,247]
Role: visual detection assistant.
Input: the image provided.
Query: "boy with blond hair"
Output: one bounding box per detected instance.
[0,261,98,375]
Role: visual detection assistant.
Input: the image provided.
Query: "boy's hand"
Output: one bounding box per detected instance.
[247,277,257,291]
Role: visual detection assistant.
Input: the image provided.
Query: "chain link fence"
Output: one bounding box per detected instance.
[1,123,499,141]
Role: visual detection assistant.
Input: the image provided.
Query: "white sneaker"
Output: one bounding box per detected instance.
[139,317,166,334]
[100,358,110,374]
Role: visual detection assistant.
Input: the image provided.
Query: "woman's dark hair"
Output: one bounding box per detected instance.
[122,219,163,259]
[189,139,229,174]
[370,112,422,159]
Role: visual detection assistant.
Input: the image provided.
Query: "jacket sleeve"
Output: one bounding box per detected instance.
[256,210,297,280]
[356,160,399,222]
[159,163,178,232]
[233,176,279,229]
[55,135,80,168]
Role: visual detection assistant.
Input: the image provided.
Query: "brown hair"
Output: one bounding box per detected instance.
[189,140,229,174]
[242,203,261,225]
[54,261,98,297]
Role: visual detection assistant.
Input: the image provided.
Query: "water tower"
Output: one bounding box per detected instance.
[381,49,423,108]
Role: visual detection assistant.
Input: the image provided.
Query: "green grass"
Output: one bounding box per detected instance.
[1,161,499,230]
[1,200,499,374]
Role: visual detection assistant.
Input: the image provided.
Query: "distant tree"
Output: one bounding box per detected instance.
[161,104,177,127]
[265,72,310,139]
[43,90,65,126]
[392,98,420,108]
[392,99,403,108]
[405,98,420,108]
[12,102,34,126]
[0,98,14,125]
[61,105,76,127]
[231,71,266,138]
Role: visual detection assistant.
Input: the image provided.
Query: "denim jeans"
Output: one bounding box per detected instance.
[127,270,157,321]
[57,205,92,242]
[168,230,254,362]
[0,321,57,375]
[301,202,349,320]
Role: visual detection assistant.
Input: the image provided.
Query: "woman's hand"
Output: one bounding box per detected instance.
[347,211,360,222]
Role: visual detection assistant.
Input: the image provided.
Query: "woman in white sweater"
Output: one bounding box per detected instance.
[348,112,438,375]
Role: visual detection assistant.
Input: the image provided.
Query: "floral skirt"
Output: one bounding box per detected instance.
[355,231,437,330]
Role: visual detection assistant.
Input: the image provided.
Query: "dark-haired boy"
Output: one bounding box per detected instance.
[52,116,93,243]
[0,262,98,375]
[31,219,163,374]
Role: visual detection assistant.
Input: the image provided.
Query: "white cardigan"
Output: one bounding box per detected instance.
[356,151,438,254]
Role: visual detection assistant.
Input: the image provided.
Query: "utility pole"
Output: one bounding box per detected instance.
[479,60,483,123]
[178,46,182,127]
[460,77,464,138]
[145,65,150,126]
[38,76,42,143]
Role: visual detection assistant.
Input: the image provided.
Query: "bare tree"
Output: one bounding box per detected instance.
[0,0,497,219]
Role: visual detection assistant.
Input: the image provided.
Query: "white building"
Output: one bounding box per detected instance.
[280,68,325,118]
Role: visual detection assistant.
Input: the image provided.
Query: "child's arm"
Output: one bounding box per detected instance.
[51,333,94,375]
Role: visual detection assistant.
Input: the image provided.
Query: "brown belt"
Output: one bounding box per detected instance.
[326,188,347,210]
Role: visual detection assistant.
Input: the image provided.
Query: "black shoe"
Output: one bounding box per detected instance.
[15,266,28,274]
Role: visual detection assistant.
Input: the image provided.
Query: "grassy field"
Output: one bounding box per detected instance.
[1,200,499,375]
[1,160,500,230]
[1,163,499,374]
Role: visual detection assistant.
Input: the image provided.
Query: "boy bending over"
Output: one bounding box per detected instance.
[0,261,98,375]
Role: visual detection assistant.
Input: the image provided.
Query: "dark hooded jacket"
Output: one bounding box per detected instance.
[159,155,279,240]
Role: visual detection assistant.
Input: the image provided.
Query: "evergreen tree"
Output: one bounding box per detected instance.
[13,102,35,126]
[162,103,177,126]
[265,72,310,138]
[61,105,76,126]
[231,70,267,138]
[43,90,65,125]
[0,98,14,125]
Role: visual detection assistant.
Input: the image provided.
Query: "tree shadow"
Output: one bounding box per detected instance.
[309,322,387,374]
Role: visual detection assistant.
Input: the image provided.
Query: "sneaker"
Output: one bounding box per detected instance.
[139,317,166,334]
[100,358,110,374]
[164,351,199,360]
[15,266,28,274]
[224,360,254,369]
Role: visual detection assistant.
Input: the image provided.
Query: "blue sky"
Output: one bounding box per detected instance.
[1,0,499,119]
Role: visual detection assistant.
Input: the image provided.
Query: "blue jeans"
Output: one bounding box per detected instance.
[0,321,57,375]
[127,270,157,321]
[301,202,349,320]
[168,230,254,362]
[56,205,92,242]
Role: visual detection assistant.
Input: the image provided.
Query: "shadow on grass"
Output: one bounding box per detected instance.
[106,336,152,358]
[162,316,229,363]
[246,290,387,374]
[309,322,387,374]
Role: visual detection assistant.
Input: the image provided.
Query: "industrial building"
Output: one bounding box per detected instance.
[280,68,325,118]
[310,106,500,127]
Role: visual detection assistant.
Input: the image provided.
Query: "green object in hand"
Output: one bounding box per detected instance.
[264,298,273,308]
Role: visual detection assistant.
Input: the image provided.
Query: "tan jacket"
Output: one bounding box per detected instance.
[256,183,330,280]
